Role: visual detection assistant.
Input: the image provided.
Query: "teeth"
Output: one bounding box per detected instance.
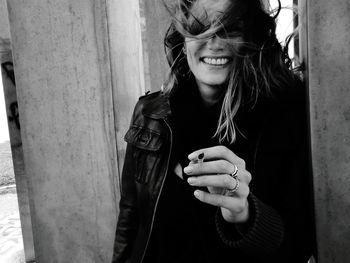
[203,57,229,65]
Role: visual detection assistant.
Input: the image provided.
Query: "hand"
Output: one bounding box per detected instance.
[184,146,252,223]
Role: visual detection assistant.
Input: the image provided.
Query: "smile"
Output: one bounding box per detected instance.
[201,57,231,66]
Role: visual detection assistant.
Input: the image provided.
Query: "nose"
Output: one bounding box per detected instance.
[206,36,224,51]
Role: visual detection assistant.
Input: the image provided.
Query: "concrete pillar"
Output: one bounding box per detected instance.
[0,0,10,39]
[303,0,350,262]
[0,0,35,261]
[106,0,145,174]
[139,0,170,92]
[6,0,119,262]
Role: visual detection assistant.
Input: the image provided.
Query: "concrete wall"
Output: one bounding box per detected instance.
[6,0,120,262]
[106,0,145,174]
[0,0,10,42]
[305,0,350,262]
[139,0,171,92]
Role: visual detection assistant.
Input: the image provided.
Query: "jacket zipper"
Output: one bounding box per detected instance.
[140,117,173,263]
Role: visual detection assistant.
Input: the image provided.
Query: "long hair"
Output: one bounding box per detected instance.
[163,0,301,144]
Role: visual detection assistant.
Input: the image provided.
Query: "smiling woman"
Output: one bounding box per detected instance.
[112,0,315,262]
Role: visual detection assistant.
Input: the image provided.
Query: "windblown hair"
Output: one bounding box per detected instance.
[163,0,301,144]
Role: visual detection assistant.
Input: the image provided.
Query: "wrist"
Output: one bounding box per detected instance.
[222,200,249,223]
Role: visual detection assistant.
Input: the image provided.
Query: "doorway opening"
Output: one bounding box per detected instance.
[0,61,26,263]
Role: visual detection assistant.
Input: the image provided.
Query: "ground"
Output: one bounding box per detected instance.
[0,141,15,187]
[0,140,25,263]
[0,188,25,263]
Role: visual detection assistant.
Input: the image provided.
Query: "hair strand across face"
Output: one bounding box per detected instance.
[163,0,302,144]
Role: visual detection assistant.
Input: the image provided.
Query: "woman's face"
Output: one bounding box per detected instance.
[184,0,242,96]
[185,36,235,89]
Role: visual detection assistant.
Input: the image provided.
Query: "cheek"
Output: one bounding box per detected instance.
[185,43,203,70]
[186,52,198,71]
[186,40,204,57]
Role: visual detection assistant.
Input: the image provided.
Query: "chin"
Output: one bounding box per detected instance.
[202,76,228,87]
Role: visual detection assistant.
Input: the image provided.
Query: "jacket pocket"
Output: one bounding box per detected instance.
[124,125,164,184]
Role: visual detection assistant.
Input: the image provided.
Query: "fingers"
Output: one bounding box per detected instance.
[184,159,234,175]
[188,174,250,198]
[188,146,246,169]
[188,174,249,193]
[188,174,234,189]
[184,162,251,185]
[186,146,252,223]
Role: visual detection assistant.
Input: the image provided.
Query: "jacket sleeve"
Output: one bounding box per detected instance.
[111,143,139,263]
[215,98,315,262]
[215,193,285,255]
[112,97,144,263]
[112,143,139,263]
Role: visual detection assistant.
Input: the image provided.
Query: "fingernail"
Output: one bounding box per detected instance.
[187,177,195,185]
[194,190,200,198]
[184,166,193,174]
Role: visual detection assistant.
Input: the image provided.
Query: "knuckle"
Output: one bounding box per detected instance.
[223,146,235,159]
[241,171,252,183]
[239,159,246,168]
[241,185,250,197]
[218,145,231,157]
[219,145,228,153]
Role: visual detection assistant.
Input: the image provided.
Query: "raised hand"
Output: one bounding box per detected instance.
[184,146,252,223]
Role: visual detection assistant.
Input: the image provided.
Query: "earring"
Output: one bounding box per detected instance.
[182,46,187,55]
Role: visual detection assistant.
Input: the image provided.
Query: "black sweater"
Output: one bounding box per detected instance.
[144,82,315,262]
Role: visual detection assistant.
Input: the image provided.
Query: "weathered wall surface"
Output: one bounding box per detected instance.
[0,0,10,43]
[6,0,119,262]
[139,0,170,92]
[106,0,145,175]
[306,0,350,262]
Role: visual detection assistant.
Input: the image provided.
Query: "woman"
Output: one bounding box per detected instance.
[112,0,315,262]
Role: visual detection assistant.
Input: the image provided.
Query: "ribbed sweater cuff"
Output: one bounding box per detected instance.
[215,193,284,255]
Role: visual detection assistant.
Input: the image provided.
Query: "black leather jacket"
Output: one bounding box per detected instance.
[112,92,173,263]
[112,91,314,263]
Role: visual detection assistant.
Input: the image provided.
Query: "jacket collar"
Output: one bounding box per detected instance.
[141,91,171,120]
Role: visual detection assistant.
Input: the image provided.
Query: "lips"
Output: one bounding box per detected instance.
[200,57,231,66]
